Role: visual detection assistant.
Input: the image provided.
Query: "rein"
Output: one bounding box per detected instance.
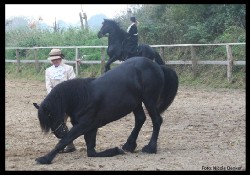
[51,121,69,139]
[51,122,64,133]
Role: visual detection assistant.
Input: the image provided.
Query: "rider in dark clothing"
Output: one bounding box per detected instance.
[123,16,138,60]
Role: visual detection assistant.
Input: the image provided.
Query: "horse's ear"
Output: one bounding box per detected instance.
[33,103,40,109]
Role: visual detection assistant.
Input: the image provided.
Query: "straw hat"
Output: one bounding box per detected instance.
[47,48,64,61]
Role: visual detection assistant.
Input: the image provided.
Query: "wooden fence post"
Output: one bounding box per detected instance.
[226,44,233,83]
[75,48,79,76]
[101,48,106,74]
[160,47,165,63]
[16,49,20,72]
[34,49,40,73]
[191,46,197,77]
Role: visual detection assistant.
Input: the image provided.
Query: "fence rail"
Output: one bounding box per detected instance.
[5,43,245,83]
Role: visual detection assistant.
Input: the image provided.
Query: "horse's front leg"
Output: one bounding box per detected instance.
[35,148,58,164]
[35,125,84,164]
[84,129,125,157]
[105,56,117,72]
[122,105,146,152]
[58,115,76,153]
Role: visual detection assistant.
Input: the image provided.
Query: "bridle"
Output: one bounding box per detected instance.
[51,122,64,134]
[48,112,69,139]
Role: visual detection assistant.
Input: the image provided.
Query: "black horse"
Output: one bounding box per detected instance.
[97,19,165,72]
[33,57,178,164]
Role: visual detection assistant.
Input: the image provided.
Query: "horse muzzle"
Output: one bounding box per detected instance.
[52,123,69,139]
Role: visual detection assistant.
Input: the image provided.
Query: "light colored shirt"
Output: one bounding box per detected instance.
[45,63,76,94]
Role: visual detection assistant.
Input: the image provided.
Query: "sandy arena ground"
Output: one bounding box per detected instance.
[5,79,245,171]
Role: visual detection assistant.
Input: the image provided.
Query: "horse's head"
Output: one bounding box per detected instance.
[98,19,109,38]
[34,101,67,139]
[98,19,120,38]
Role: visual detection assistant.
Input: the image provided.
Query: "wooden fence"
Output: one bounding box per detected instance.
[5,43,245,83]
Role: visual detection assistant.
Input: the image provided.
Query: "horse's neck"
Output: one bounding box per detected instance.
[108,29,126,44]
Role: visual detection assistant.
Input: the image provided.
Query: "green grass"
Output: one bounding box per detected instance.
[176,64,245,89]
[5,63,46,82]
[5,63,245,89]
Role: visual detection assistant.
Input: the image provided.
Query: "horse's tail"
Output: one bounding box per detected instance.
[154,51,165,65]
[157,65,179,114]
[38,105,52,134]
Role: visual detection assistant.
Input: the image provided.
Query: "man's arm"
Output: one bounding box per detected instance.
[67,66,76,80]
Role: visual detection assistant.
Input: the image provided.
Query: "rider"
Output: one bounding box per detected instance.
[124,16,138,60]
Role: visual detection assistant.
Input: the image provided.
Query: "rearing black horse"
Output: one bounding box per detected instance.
[33,57,178,164]
[97,19,165,72]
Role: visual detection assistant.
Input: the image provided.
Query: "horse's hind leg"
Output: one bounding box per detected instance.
[84,129,124,157]
[142,103,163,153]
[122,105,146,152]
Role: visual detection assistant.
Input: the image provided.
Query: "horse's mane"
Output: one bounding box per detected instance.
[46,78,95,111]
[104,19,127,37]
[104,19,121,30]
[38,78,95,133]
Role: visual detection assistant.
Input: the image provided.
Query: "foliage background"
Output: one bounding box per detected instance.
[5,4,246,89]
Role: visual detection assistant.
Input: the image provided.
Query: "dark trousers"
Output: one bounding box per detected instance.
[123,36,138,59]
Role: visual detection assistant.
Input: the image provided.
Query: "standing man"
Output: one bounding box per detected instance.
[45,48,76,153]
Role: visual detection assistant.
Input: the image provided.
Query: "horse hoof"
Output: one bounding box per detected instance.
[122,142,137,152]
[59,146,76,153]
[142,145,157,154]
[35,156,52,164]
[115,147,125,155]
